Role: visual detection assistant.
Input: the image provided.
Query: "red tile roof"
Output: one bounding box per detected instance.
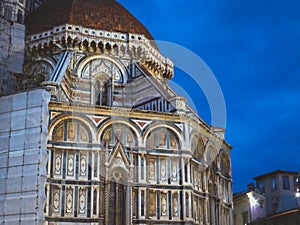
[25,0,155,41]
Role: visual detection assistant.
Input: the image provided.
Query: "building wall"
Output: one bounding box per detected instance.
[0,1,234,224]
[233,195,250,225]
[44,100,233,225]
[0,89,50,224]
[233,192,266,225]
[255,172,298,215]
[21,23,233,223]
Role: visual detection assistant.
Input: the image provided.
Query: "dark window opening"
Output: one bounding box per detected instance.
[283,176,290,190]
[17,10,23,23]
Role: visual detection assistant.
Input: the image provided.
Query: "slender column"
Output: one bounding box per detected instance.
[99,86,103,105]
[126,185,131,225]
[91,82,95,104]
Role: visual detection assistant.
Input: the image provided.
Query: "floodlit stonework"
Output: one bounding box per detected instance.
[0,0,233,224]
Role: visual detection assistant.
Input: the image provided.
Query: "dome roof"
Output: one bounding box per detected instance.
[25,0,155,40]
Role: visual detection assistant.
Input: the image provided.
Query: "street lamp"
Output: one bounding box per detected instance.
[296,172,300,198]
[295,170,300,217]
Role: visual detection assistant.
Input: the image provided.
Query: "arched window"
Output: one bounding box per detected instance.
[94,81,101,104]
[191,135,205,162]
[220,154,230,177]
[146,128,180,149]
[206,145,218,165]
[82,58,124,82]
[94,78,111,106]
[53,120,91,143]
[102,124,137,147]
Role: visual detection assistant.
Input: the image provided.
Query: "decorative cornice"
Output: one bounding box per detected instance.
[26,24,174,80]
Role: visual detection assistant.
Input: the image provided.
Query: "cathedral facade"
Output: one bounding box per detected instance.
[0,0,233,224]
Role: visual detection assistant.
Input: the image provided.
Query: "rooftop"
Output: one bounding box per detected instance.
[25,0,155,41]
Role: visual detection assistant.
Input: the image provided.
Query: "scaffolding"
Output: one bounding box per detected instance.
[0,0,45,96]
[0,14,24,96]
[0,15,10,95]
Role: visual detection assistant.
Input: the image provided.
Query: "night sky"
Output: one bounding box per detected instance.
[118,0,300,192]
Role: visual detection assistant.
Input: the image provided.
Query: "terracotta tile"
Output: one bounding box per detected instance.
[25,0,154,41]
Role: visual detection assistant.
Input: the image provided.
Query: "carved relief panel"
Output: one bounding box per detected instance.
[148,158,156,181]
[171,158,178,182]
[23,60,54,87]
[78,187,87,215]
[160,159,167,182]
[80,153,88,177]
[67,152,74,177]
[65,187,74,215]
[161,193,168,217]
[149,191,156,217]
[52,186,61,214]
[172,193,179,217]
[54,151,62,176]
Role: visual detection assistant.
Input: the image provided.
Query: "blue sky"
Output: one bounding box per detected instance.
[118,0,300,192]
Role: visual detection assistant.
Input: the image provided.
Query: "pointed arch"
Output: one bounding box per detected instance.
[219,150,231,177]
[48,114,96,143]
[145,127,181,149]
[76,55,129,83]
[98,120,141,147]
[204,143,219,166]
[94,73,112,106]
[100,122,138,147]
[191,134,205,162]
[51,119,92,143]
[144,123,182,149]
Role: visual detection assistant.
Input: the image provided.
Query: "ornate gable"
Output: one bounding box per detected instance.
[107,140,131,170]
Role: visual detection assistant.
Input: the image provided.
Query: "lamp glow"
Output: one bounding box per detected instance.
[247,193,258,207]
[296,188,300,198]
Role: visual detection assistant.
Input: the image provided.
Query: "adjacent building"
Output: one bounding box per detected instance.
[233,170,300,225]
[0,0,233,224]
[233,184,266,225]
[255,170,299,215]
